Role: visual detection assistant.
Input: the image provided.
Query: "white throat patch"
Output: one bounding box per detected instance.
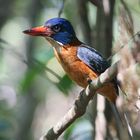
[45,37,64,53]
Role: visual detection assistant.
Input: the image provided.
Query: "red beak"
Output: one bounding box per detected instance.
[23,26,52,36]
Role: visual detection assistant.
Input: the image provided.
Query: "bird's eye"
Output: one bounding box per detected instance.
[52,25,61,32]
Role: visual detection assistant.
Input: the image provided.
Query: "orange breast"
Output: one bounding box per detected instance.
[53,46,117,103]
[53,46,98,87]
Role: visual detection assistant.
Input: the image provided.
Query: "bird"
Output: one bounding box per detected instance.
[23,18,133,138]
[23,17,118,103]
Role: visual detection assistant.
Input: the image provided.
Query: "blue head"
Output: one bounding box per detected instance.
[45,18,76,44]
[23,18,77,45]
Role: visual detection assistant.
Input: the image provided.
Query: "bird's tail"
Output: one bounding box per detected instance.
[110,102,133,140]
[124,112,133,139]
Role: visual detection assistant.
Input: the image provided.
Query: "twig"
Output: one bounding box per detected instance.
[58,0,66,17]
[107,31,140,61]
[40,62,118,140]
[0,38,61,80]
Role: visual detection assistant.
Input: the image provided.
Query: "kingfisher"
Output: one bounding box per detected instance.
[23,17,118,103]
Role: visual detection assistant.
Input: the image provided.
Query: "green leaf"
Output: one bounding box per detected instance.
[56,75,73,95]
[19,66,39,93]
[34,48,54,63]
[63,122,75,140]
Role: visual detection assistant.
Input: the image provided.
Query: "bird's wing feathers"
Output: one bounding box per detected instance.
[77,44,119,95]
[77,44,109,74]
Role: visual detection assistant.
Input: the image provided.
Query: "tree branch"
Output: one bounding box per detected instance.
[38,31,140,140]
[40,62,118,140]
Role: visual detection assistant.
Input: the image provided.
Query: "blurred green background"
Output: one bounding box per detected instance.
[0,0,140,140]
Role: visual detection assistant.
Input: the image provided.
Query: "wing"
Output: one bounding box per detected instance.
[77,44,109,74]
[77,44,119,95]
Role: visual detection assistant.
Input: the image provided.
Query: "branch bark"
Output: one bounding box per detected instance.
[40,62,118,140]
